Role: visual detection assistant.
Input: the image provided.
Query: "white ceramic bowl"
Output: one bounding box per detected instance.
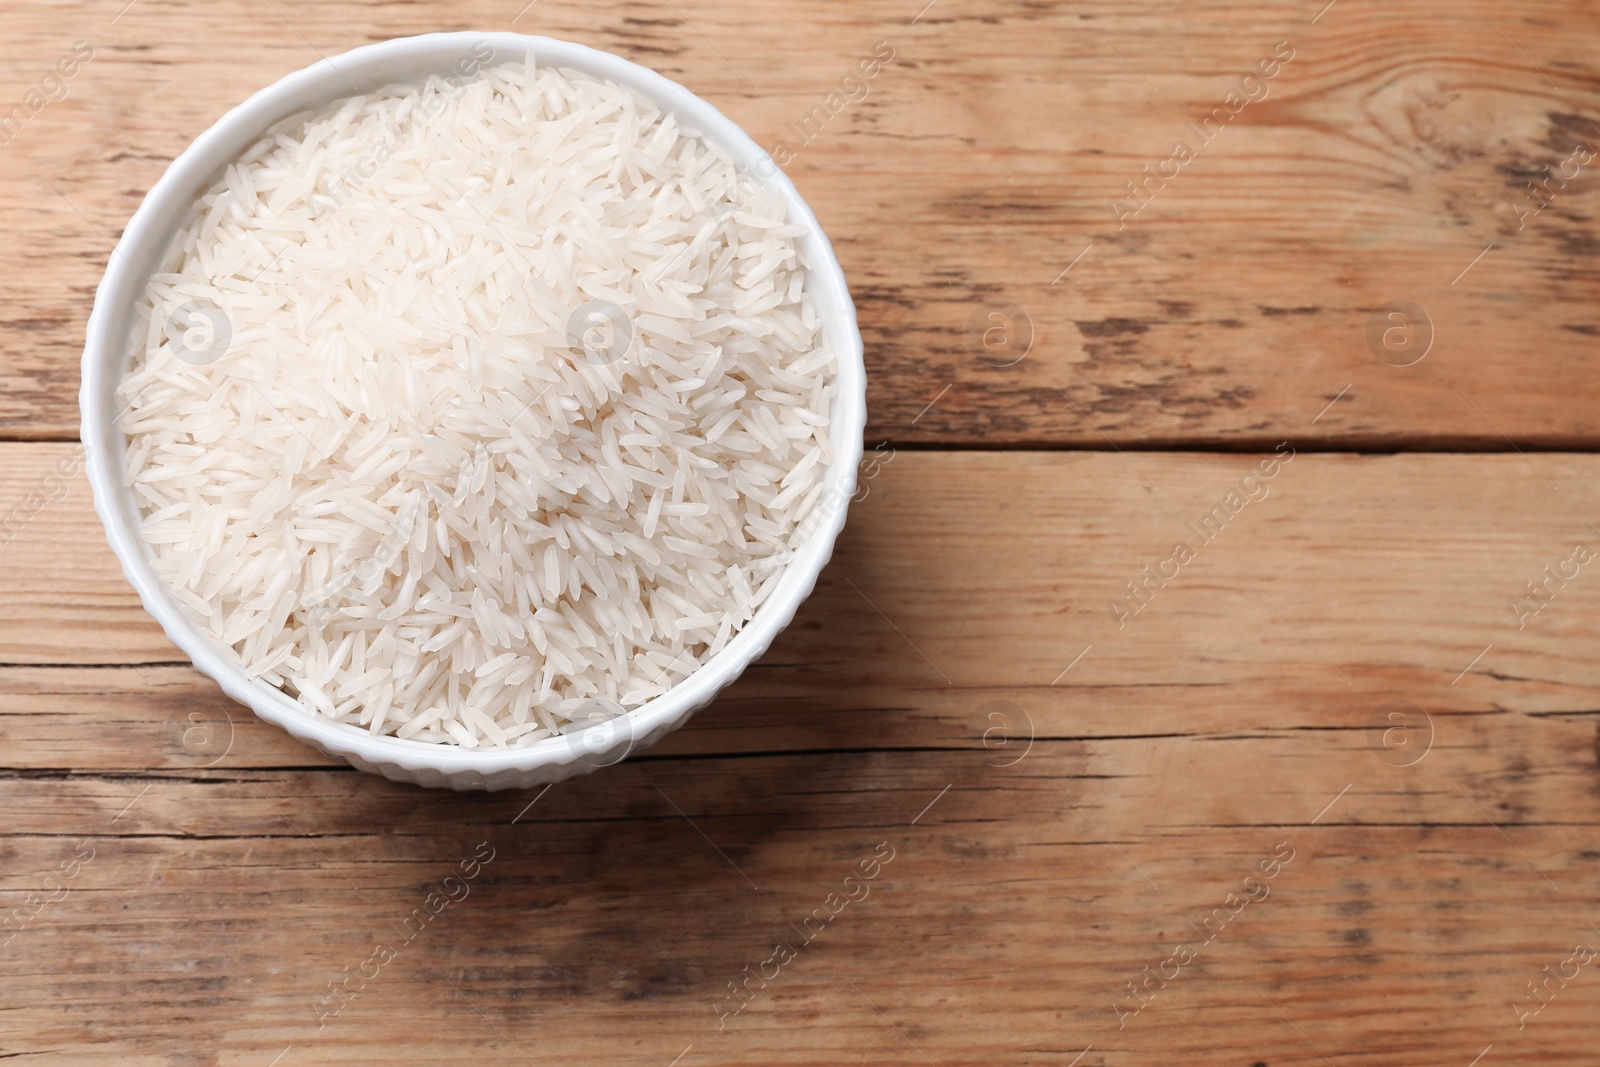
[79,32,865,790]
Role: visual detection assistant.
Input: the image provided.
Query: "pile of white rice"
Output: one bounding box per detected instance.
[117,59,835,747]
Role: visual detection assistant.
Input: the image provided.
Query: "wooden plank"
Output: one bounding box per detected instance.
[7,443,1600,703]
[7,653,1595,770]
[4,1,1599,445]
[0,723,1596,1065]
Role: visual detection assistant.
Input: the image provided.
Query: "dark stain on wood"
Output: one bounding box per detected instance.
[1074,318,1151,338]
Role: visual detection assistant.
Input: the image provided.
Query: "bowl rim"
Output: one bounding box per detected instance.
[78,30,866,776]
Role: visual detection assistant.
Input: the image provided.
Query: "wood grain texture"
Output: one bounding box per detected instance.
[3,442,1600,1063]
[1,0,1598,444]
[11,443,1600,691]
[3,0,1600,1064]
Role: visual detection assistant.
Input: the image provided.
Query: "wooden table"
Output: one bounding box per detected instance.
[3,1,1598,1063]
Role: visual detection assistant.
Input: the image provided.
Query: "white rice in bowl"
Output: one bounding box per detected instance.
[116,60,835,747]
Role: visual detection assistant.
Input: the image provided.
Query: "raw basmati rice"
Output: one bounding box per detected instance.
[116,60,834,747]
